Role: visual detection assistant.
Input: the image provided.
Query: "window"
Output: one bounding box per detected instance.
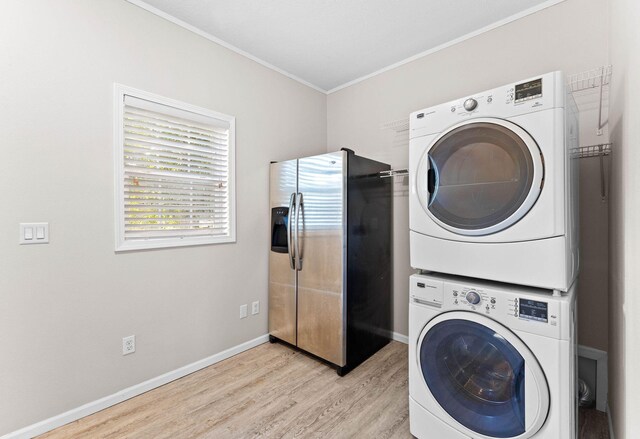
[114,84,235,251]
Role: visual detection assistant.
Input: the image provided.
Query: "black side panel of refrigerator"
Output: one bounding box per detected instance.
[344,152,392,372]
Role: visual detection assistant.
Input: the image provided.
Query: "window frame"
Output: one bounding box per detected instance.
[113,84,236,252]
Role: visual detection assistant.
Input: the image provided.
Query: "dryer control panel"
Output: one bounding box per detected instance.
[409,71,565,139]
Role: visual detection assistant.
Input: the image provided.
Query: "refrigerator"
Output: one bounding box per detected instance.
[269,149,392,375]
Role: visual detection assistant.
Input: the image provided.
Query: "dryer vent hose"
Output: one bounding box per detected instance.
[578,378,595,408]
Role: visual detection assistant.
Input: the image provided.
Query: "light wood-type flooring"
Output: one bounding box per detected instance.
[42,341,609,439]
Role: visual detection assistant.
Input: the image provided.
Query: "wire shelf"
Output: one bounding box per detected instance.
[572,143,612,202]
[568,66,612,93]
[571,143,612,158]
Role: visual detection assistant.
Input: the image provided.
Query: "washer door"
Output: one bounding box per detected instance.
[418,312,549,439]
[416,118,544,236]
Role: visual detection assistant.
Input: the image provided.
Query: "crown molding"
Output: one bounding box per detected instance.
[127,0,567,95]
[126,0,328,93]
[326,0,567,94]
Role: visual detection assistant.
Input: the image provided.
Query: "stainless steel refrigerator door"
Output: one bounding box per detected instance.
[269,160,298,345]
[296,152,346,366]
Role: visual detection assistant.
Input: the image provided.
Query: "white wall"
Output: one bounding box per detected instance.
[608,0,640,437]
[0,1,326,435]
[327,0,610,349]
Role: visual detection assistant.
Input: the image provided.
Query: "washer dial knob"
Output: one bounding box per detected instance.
[466,291,481,305]
[464,98,478,111]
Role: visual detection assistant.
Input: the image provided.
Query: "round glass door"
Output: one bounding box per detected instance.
[416,119,543,236]
[420,318,527,438]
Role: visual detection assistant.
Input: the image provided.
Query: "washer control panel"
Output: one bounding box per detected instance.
[451,286,497,314]
[448,284,556,328]
[511,298,549,322]
[409,274,572,339]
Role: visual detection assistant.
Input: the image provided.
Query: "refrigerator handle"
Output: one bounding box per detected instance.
[295,192,303,271]
[288,192,296,270]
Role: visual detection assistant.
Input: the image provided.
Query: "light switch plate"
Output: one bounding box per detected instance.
[20,223,49,244]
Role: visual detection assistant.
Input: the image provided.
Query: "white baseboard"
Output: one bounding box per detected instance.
[2,334,270,439]
[578,344,608,412]
[606,403,615,439]
[392,331,408,344]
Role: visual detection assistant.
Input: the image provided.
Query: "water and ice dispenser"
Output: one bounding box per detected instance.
[270,207,289,253]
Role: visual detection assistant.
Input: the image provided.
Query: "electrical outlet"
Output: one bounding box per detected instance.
[122,335,135,355]
[240,304,248,319]
[251,301,260,315]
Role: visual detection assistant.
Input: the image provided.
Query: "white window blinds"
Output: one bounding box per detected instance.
[115,86,235,251]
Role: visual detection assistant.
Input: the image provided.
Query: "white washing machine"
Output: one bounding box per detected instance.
[408,273,577,439]
[409,72,579,291]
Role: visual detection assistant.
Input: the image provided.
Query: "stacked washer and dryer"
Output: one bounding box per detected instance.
[408,71,579,439]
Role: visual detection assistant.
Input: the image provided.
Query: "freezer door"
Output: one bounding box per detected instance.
[296,152,346,366]
[269,160,298,345]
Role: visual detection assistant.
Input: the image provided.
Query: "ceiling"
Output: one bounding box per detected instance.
[130,0,562,93]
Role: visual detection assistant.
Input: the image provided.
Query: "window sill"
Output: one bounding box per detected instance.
[115,235,236,252]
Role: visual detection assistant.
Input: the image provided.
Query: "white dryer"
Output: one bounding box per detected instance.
[409,273,577,439]
[409,72,579,291]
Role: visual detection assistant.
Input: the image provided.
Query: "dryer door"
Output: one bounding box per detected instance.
[416,118,544,236]
[417,312,549,439]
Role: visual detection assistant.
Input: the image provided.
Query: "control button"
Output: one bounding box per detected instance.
[453,292,458,297]
[487,96,493,103]
[451,106,456,113]
[454,299,458,305]
[463,98,478,111]
[466,291,481,305]
[491,298,496,304]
